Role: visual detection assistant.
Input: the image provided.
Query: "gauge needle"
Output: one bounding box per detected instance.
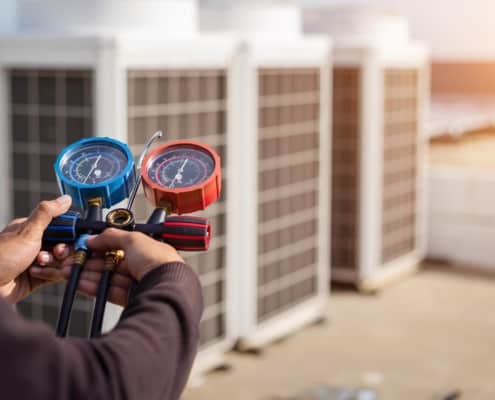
[84,154,102,184]
[170,159,188,188]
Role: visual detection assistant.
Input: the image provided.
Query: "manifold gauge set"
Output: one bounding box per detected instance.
[42,132,222,338]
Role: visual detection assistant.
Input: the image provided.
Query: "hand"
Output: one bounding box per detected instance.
[30,253,135,308]
[87,229,184,281]
[0,196,72,303]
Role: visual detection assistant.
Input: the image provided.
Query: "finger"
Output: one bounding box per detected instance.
[7,218,27,227]
[75,270,132,290]
[29,265,64,282]
[61,266,134,288]
[77,280,129,307]
[36,251,73,268]
[53,243,72,260]
[86,228,134,253]
[60,258,105,274]
[37,251,54,266]
[21,196,72,240]
[81,257,131,276]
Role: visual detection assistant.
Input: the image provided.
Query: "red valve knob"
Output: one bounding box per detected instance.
[162,216,211,251]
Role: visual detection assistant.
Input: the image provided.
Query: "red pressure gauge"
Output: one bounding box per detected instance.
[141,140,222,214]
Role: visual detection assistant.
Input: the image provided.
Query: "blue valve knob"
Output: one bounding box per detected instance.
[42,210,80,244]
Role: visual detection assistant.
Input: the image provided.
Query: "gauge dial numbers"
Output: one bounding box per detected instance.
[142,141,222,214]
[147,148,215,189]
[59,143,128,185]
[55,137,136,210]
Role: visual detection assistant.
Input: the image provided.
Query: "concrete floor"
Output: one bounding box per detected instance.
[183,265,495,400]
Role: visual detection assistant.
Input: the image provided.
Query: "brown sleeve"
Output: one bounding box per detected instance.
[0,262,203,400]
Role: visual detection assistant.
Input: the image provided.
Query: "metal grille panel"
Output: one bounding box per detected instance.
[127,69,227,346]
[10,68,94,336]
[257,68,320,322]
[381,69,418,264]
[331,67,361,271]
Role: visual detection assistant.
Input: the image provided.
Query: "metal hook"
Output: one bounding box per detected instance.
[127,130,163,210]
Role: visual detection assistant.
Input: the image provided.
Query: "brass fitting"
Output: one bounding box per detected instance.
[104,250,125,271]
[87,197,103,208]
[73,249,89,266]
[157,202,173,214]
[106,208,134,229]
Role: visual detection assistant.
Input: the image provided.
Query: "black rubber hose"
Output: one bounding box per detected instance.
[55,263,84,337]
[89,269,113,338]
[56,203,101,338]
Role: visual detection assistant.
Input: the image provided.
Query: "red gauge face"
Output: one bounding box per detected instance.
[146,147,215,189]
[141,141,222,214]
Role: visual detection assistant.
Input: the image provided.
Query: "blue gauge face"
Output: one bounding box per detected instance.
[147,146,215,189]
[59,142,129,186]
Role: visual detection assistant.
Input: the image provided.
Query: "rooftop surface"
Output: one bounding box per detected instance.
[184,264,495,400]
[430,129,495,169]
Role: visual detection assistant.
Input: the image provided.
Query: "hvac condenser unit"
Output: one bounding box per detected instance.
[0,0,238,376]
[201,2,331,350]
[305,8,429,291]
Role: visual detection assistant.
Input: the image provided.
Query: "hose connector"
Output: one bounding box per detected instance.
[104,250,125,271]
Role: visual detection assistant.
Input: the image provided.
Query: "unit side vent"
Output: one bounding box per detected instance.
[257,68,320,322]
[331,67,361,272]
[381,69,418,265]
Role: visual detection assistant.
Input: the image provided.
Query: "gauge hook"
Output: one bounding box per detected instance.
[127,130,163,210]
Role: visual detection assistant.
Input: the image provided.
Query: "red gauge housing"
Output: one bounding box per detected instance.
[141,140,222,214]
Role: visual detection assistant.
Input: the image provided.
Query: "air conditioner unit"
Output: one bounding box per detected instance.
[201,3,332,350]
[0,0,239,378]
[305,7,429,291]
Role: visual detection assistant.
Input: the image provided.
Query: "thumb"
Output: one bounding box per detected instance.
[21,195,72,240]
[86,228,132,253]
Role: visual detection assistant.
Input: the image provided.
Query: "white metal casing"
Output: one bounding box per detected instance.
[231,35,332,349]
[331,41,430,290]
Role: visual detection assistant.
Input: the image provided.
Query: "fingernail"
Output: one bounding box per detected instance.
[61,246,70,259]
[57,195,72,206]
[30,266,42,274]
[39,253,52,265]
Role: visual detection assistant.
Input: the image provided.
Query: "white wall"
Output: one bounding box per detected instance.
[428,167,495,269]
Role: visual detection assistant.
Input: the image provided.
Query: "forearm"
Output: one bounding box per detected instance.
[0,262,203,400]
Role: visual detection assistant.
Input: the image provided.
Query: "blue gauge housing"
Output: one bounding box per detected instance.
[55,137,136,210]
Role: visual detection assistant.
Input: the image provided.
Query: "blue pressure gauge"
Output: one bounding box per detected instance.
[55,137,136,210]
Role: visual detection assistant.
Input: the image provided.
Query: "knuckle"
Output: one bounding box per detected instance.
[38,201,51,214]
[102,227,124,239]
[126,232,140,245]
[104,227,119,236]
